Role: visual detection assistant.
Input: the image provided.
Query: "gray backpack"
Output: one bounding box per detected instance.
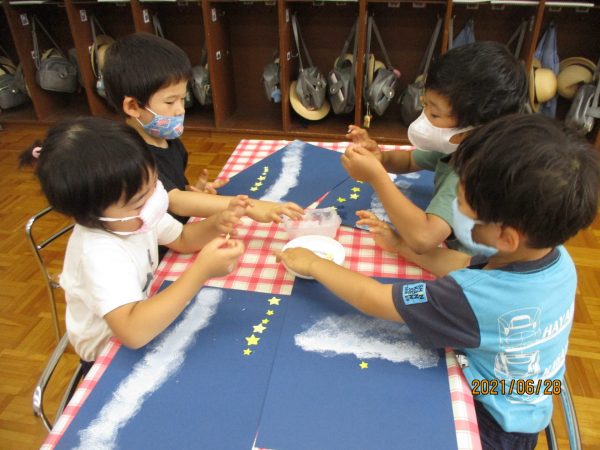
[191,46,212,106]
[399,16,442,126]
[262,51,281,103]
[0,48,29,110]
[291,13,327,111]
[363,16,400,117]
[32,17,78,94]
[565,58,600,135]
[327,19,358,115]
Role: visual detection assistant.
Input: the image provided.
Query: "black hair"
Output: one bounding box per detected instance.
[452,114,599,248]
[103,32,192,113]
[19,117,156,228]
[425,41,527,128]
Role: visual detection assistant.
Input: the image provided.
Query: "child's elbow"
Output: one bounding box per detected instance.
[407,233,439,255]
[119,334,151,350]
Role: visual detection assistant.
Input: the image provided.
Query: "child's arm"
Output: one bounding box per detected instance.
[346,126,421,174]
[342,145,451,254]
[356,211,471,277]
[166,196,248,253]
[274,248,402,322]
[105,236,244,349]
[168,188,303,223]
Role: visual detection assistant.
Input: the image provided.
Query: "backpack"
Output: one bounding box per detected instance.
[565,58,600,135]
[327,19,358,114]
[363,16,400,117]
[191,45,212,106]
[31,17,78,94]
[0,54,29,110]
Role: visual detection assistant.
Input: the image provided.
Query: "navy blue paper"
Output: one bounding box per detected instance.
[56,285,291,450]
[217,140,350,207]
[318,170,435,228]
[255,281,457,450]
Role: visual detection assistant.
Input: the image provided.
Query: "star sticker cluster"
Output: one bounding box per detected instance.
[243,296,282,356]
[336,184,362,204]
[249,166,269,192]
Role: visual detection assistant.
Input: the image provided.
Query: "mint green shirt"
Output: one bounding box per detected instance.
[411,149,458,227]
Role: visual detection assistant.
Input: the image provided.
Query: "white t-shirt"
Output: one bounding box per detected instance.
[60,214,183,361]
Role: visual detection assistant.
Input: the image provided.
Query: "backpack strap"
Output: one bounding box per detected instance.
[337,18,358,65]
[291,13,314,72]
[31,16,64,70]
[363,16,373,89]
[90,15,107,77]
[418,16,443,78]
[152,13,164,39]
[507,18,528,58]
[370,18,394,71]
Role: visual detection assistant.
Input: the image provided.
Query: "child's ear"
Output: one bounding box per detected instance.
[123,96,142,119]
[496,225,520,253]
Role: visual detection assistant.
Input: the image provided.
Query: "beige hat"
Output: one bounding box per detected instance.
[529,59,557,112]
[557,57,596,99]
[91,35,115,77]
[290,80,330,120]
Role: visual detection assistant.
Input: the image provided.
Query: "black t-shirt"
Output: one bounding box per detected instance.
[145,139,189,225]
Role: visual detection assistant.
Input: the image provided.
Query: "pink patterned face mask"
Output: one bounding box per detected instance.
[136,107,185,140]
[98,180,169,235]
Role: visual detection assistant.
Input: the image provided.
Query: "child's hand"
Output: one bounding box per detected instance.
[345,125,382,161]
[215,195,249,235]
[190,169,230,195]
[246,200,304,224]
[356,210,402,254]
[341,145,387,183]
[195,236,245,278]
[274,247,321,278]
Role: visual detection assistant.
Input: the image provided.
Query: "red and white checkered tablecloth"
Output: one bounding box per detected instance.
[42,139,481,450]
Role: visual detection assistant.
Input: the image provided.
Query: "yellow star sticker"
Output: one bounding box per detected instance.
[262,319,270,324]
[243,348,253,356]
[350,193,359,200]
[359,361,369,369]
[253,323,267,334]
[268,296,281,306]
[351,187,361,192]
[258,175,266,181]
[263,167,269,173]
[250,186,259,192]
[266,310,274,316]
[246,334,260,346]
[337,197,347,203]
[254,181,263,187]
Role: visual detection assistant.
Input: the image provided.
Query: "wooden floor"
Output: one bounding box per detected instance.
[0,122,599,449]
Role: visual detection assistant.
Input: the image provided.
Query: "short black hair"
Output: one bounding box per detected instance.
[452,114,599,248]
[103,32,192,113]
[425,41,527,128]
[19,117,156,228]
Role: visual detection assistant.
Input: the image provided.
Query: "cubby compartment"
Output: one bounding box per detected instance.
[363,1,447,142]
[4,1,90,121]
[203,1,282,132]
[135,0,214,129]
[540,4,600,140]
[282,2,360,138]
[0,6,36,122]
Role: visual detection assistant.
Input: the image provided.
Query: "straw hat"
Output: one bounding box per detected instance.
[529,59,557,112]
[290,80,330,120]
[557,57,596,99]
[91,35,115,77]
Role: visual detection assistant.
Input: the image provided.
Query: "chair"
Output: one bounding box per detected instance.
[545,378,582,450]
[32,334,84,431]
[26,206,83,431]
[25,206,74,341]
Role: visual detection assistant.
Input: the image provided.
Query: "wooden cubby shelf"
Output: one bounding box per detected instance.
[1,0,598,147]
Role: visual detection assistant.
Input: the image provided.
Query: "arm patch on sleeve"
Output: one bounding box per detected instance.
[402,282,428,305]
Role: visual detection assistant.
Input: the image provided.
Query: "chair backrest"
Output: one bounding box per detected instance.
[545,378,582,450]
[25,206,74,341]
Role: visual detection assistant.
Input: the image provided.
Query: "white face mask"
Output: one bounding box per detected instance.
[451,199,498,257]
[407,111,472,154]
[98,180,169,235]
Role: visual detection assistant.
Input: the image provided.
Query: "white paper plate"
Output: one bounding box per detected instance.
[281,235,346,279]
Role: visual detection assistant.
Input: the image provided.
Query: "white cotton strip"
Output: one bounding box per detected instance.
[75,288,223,450]
[260,141,303,202]
[294,314,439,369]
